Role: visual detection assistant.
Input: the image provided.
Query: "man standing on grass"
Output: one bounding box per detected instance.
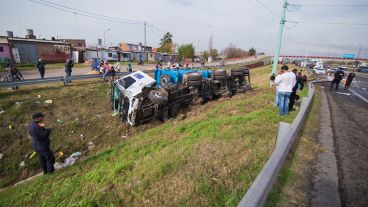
[28,112,55,174]
[65,58,74,83]
[275,65,296,116]
[36,58,46,79]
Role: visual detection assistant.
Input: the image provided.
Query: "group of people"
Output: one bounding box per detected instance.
[330,69,356,90]
[36,58,74,82]
[272,65,306,116]
[2,64,24,89]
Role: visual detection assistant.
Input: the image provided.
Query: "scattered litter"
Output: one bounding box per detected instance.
[56,119,64,124]
[55,151,64,159]
[0,110,4,115]
[44,100,53,104]
[19,161,25,168]
[15,101,22,105]
[75,118,79,121]
[37,94,41,98]
[29,151,37,159]
[8,125,12,130]
[107,92,110,95]
[121,134,128,139]
[35,101,41,104]
[80,134,85,139]
[87,142,95,150]
[54,151,82,169]
[0,153,3,159]
[96,114,102,118]
[112,112,119,117]
[336,92,351,96]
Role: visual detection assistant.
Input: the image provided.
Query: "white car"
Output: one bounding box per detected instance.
[314,67,326,75]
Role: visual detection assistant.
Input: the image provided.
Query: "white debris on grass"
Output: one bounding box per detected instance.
[54,152,82,169]
[0,110,4,115]
[19,161,25,168]
[0,153,3,159]
[44,100,53,104]
[87,142,95,150]
[37,95,41,98]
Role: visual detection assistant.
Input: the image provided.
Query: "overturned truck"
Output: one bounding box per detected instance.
[111,67,251,126]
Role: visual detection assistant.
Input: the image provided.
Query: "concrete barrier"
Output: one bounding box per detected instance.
[238,81,316,207]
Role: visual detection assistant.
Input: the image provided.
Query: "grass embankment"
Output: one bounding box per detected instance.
[0,65,307,206]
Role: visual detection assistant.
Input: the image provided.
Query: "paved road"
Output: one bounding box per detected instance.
[0,56,262,80]
[323,76,368,207]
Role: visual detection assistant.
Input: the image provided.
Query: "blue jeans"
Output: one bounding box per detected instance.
[278,91,291,116]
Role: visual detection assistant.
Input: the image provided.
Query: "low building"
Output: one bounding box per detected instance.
[0,37,12,64]
[4,29,72,64]
[84,48,119,62]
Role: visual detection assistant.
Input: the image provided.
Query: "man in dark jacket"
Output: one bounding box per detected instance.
[330,69,345,90]
[345,72,356,89]
[28,112,55,174]
[36,58,46,79]
[65,58,74,83]
[289,69,303,111]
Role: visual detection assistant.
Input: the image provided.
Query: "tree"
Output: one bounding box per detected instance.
[248,47,256,56]
[223,43,248,58]
[178,44,195,60]
[210,48,218,59]
[158,32,173,53]
[202,51,209,62]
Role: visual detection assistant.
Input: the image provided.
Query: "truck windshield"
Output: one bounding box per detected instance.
[118,76,136,89]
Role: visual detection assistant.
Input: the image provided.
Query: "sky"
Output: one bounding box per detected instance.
[1,0,368,58]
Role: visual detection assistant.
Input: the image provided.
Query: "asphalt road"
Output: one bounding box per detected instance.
[0,56,262,80]
[323,76,368,207]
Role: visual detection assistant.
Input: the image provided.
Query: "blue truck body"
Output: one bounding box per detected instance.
[154,68,212,87]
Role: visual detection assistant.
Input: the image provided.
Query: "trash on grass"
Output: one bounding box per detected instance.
[8,125,12,130]
[87,142,95,150]
[0,153,3,159]
[19,161,25,168]
[54,151,82,170]
[29,151,37,159]
[0,110,4,115]
[112,112,119,117]
[44,100,53,104]
[37,95,41,98]
[56,119,64,124]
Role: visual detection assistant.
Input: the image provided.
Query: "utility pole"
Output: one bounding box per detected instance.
[357,43,363,59]
[144,21,147,61]
[271,0,289,75]
[303,47,308,70]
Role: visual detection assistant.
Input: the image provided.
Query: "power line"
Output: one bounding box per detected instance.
[287,20,368,26]
[254,0,279,17]
[290,3,368,6]
[29,0,144,25]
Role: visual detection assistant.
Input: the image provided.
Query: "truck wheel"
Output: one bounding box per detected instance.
[214,69,226,76]
[236,88,246,93]
[231,69,244,76]
[213,75,227,80]
[222,91,231,98]
[243,68,250,75]
[160,75,171,87]
[148,90,168,105]
[187,80,201,86]
[187,72,202,81]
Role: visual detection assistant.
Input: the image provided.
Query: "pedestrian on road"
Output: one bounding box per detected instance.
[36,58,46,79]
[28,112,55,174]
[330,69,344,90]
[275,65,296,116]
[127,60,132,72]
[65,58,74,83]
[345,72,355,89]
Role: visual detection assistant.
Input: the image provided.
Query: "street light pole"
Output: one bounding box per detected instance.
[271,0,289,75]
[103,28,111,47]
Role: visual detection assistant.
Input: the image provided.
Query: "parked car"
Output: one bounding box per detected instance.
[357,66,368,73]
[313,67,326,74]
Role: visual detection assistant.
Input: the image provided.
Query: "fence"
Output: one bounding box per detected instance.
[237,81,316,207]
[0,57,271,89]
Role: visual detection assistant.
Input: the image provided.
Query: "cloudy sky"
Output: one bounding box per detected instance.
[1,0,368,58]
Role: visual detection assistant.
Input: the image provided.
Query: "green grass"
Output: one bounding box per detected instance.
[0,64,311,206]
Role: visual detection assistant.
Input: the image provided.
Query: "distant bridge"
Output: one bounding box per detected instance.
[279,55,368,61]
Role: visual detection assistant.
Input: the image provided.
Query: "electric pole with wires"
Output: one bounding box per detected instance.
[271,0,289,75]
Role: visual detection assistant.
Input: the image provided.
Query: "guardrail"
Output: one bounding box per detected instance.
[237,81,317,207]
[0,58,271,89]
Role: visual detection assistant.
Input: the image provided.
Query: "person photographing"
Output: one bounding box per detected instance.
[28,112,55,174]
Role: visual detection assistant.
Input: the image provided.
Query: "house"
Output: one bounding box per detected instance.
[4,29,71,64]
[58,39,87,63]
[0,36,12,64]
[84,48,119,62]
[119,42,153,61]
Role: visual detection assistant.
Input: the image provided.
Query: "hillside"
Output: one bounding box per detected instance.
[0,65,304,206]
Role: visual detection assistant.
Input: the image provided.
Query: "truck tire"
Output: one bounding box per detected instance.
[236,88,246,93]
[160,75,171,87]
[231,69,244,76]
[214,69,226,76]
[187,80,201,86]
[222,91,231,98]
[187,72,202,81]
[148,90,168,105]
[243,68,250,75]
[213,75,227,80]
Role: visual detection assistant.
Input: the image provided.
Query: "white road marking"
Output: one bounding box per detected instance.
[336,92,351,96]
